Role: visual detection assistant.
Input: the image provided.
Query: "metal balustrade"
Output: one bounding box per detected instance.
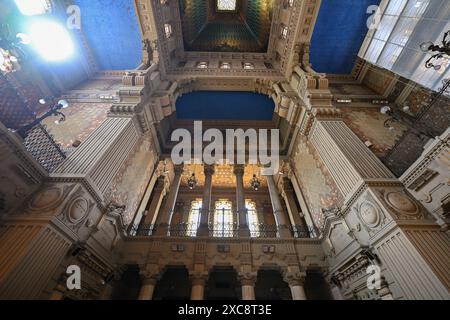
[22,124,66,172]
[129,222,314,239]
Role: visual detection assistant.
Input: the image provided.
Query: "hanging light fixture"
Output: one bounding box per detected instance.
[16,98,69,137]
[187,173,198,190]
[250,174,261,191]
[0,27,31,73]
[420,30,450,70]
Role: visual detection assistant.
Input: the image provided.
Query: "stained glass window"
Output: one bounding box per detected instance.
[213,200,234,237]
[217,0,237,11]
[187,200,202,237]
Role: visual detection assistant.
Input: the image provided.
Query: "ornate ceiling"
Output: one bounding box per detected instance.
[179,0,274,52]
[181,164,267,188]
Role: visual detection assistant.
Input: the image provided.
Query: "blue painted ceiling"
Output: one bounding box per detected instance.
[310,0,381,74]
[75,0,142,70]
[176,91,275,120]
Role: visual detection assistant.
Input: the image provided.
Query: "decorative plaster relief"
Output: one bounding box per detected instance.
[377,189,424,220]
[26,184,74,214]
[357,201,381,228]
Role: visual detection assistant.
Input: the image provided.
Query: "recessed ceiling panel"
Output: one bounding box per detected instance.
[179,0,273,52]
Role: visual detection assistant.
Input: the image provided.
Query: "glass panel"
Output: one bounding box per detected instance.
[246,200,259,237]
[217,0,237,11]
[214,200,233,237]
[187,200,202,237]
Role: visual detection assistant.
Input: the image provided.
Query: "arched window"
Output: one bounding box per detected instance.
[187,200,202,237]
[213,200,234,237]
[246,200,259,237]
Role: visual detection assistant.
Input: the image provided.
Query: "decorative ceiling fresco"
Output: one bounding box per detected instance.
[310,0,381,74]
[182,164,267,188]
[176,91,275,120]
[179,0,274,52]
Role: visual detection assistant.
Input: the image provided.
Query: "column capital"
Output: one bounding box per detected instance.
[238,272,257,286]
[204,164,215,176]
[139,264,161,282]
[190,274,208,286]
[174,164,184,175]
[283,272,306,287]
[233,164,245,176]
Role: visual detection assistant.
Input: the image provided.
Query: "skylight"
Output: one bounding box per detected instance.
[217,0,237,11]
[14,0,50,16]
[28,20,74,61]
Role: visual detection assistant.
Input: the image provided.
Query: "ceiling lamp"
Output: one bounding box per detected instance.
[187,173,198,190]
[420,30,450,70]
[28,20,74,61]
[14,0,51,16]
[0,27,31,73]
[250,174,261,191]
[0,48,19,73]
[17,99,69,137]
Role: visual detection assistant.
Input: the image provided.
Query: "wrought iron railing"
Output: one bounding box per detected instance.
[22,124,66,172]
[130,223,314,239]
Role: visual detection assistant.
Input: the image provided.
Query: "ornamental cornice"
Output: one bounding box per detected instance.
[400,129,449,187]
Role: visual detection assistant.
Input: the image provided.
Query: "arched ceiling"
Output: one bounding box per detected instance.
[179,0,274,52]
[75,0,142,70]
[310,0,381,74]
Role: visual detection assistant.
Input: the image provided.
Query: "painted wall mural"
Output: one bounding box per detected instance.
[42,102,111,149]
[292,137,343,230]
[107,134,158,226]
[341,107,407,157]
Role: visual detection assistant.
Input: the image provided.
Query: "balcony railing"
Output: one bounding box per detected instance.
[130,223,314,239]
[22,124,66,172]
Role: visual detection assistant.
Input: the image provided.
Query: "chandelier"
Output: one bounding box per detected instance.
[187,173,198,190]
[420,30,450,70]
[250,174,261,191]
[0,24,31,73]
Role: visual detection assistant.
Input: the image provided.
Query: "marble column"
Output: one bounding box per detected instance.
[284,273,307,300]
[281,177,308,237]
[190,276,207,300]
[234,165,250,237]
[139,176,166,235]
[138,277,157,300]
[240,277,256,300]
[266,175,291,238]
[155,165,183,236]
[198,165,214,236]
